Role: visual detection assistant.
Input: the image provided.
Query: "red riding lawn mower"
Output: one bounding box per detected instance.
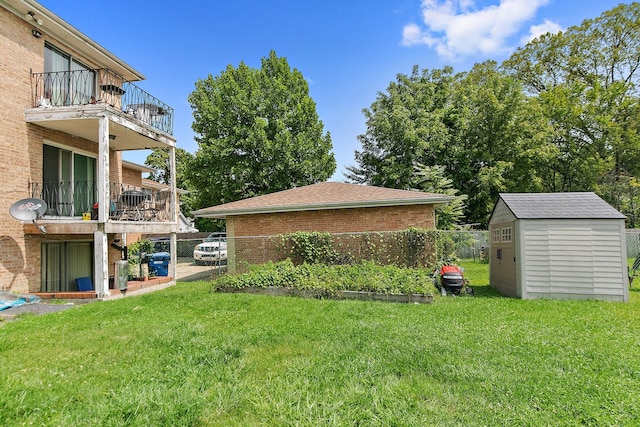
[433,260,473,296]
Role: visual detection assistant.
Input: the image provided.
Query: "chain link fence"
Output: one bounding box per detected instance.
[176,238,205,260]
[129,229,640,279]
[204,229,491,274]
[627,230,640,260]
[172,230,489,268]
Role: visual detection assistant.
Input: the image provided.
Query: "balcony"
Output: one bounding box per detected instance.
[29,68,174,138]
[28,181,173,223]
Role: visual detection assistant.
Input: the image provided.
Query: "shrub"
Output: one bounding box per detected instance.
[214,260,437,296]
[126,239,154,278]
[277,231,339,265]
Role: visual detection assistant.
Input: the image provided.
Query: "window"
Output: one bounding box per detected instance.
[491,228,501,243]
[44,43,95,105]
[501,227,513,243]
[41,241,93,292]
[42,144,97,216]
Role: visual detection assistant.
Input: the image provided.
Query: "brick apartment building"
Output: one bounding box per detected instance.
[0,0,179,297]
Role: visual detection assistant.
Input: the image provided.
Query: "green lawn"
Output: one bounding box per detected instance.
[1,261,639,426]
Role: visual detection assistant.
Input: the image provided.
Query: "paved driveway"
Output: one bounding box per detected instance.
[176,260,226,282]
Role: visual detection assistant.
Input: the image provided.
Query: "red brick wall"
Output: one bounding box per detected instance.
[226,204,436,272]
[122,167,142,187]
[232,205,435,237]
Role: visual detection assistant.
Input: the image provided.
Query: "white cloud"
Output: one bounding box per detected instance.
[402,23,437,47]
[520,19,563,44]
[402,0,551,59]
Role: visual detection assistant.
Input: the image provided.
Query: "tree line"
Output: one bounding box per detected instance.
[348,3,640,228]
[148,3,640,230]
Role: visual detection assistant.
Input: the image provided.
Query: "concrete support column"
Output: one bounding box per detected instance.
[94,229,109,297]
[97,116,110,222]
[169,146,177,222]
[170,232,177,278]
[94,116,110,297]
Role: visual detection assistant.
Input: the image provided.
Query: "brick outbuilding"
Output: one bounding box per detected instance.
[193,182,452,272]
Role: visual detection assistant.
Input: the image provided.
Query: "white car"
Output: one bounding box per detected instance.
[193,239,227,265]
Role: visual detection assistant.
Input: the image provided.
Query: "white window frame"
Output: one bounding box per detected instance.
[501,227,513,243]
[491,228,501,243]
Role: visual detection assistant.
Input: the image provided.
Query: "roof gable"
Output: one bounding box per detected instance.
[497,192,626,220]
[193,182,452,218]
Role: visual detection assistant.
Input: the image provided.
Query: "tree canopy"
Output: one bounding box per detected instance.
[145,147,195,216]
[145,147,193,188]
[347,3,640,227]
[503,2,640,225]
[187,51,336,211]
[346,61,536,227]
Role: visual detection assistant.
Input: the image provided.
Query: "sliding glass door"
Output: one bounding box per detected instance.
[42,144,96,217]
[44,43,95,105]
[41,241,93,292]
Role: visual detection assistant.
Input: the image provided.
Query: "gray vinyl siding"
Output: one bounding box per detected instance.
[520,219,627,301]
[489,200,514,224]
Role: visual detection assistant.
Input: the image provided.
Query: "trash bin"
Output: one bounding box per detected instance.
[149,252,170,277]
[115,260,129,291]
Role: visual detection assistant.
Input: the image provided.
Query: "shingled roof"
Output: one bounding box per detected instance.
[498,192,626,219]
[193,182,453,218]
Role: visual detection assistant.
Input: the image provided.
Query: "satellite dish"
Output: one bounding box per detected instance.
[9,198,48,233]
[10,198,47,220]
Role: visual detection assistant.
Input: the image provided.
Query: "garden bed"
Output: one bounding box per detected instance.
[215,285,434,303]
[210,259,441,303]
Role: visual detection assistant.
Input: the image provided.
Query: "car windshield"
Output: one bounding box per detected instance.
[204,233,226,242]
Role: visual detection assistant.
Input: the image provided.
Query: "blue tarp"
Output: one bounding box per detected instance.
[0,292,41,311]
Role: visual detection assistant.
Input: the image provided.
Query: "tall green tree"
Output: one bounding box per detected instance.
[448,61,542,223]
[411,163,467,229]
[187,51,335,209]
[503,2,640,223]
[347,62,534,226]
[345,66,457,189]
[145,147,193,188]
[145,147,195,217]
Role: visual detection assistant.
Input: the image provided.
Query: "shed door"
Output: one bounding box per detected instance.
[490,224,517,296]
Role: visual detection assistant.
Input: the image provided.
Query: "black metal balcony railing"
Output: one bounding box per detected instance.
[28,181,172,222]
[30,68,174,135]
[109,183,172,222]
[31,180,96,217]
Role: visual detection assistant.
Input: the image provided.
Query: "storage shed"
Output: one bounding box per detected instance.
[489,192,628,302]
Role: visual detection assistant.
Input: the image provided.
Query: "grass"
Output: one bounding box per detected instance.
[0,261,639,426]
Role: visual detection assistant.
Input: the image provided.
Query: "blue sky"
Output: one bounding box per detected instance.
[38,0,625,180]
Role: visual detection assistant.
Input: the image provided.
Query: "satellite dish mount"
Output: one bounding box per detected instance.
[9,198,48,234]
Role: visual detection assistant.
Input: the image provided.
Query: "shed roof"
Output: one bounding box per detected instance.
[498,192,626,220]
[193,182,452,218]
